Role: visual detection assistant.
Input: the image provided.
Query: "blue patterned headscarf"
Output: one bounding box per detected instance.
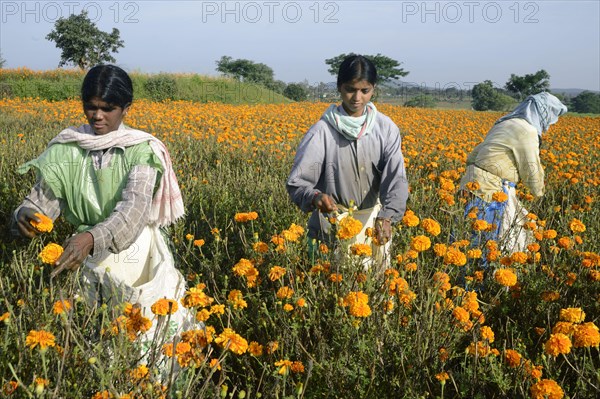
[495,92,567,136]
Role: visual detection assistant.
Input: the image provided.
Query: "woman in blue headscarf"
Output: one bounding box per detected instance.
[459,92,567,260]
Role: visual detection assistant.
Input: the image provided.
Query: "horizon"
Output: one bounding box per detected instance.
[1,1,599,92]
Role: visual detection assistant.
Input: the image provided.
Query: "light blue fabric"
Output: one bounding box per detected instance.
[495,92,567,136]
[321,102,378,140]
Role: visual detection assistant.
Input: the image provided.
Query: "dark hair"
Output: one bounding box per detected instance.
[337,55,378,88]
[81,64,133,108]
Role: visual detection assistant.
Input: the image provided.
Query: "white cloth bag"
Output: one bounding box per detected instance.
[498,186,534,254]
[82,226,194,338]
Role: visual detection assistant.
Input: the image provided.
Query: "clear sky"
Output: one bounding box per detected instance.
[1,1,599,91]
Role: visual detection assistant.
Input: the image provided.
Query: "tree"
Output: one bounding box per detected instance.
[0,53,5,69]
[325,53,409,83]
[283,83,309,101]
[505,70,550,100]
[216,56,275,87]
[471,80,515,111]
[46,11,124,69]
[570,91,600,114]
[404,94,437,108]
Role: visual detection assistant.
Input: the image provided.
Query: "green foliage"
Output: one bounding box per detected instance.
[143,74,178,102]
[570,91,600,114]
[283,83,309,101]
[404,94,437,108]
[472,80,515,111]
[46,11,124,69]
[505,70,550,100]
[215,56,275,87]
[325,53,409,82]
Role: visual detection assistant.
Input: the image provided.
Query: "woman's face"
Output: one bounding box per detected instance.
[83,97,130,135]
[339,79,375,117]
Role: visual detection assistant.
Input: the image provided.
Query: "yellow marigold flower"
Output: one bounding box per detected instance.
[195,309,210,322]
[433,271,451,293]
[552,321,575,336]
[410,235,431,252]
[443,247,467,266]
[0,312,10,322]
[319,243,329,253]
[569,218,586,233]
[329,273,343,283]
[525,361,544,381]
[494,269,517,287]
[557,237,572,249]
[283,304,294,312]
[350,243,372,256]
[572,322,600,348]
[215,328,248,355]
[233,258,254,276]
[541,291,560,302]
[210,304,225,315]
[30,213,53,233]
[185,233,194,240]
[296,298,306,307]
[39,243,64,265]
[276,286,294,299]
[467,248,482,259]
[544,333,572,357]
[471,219,489,232]
[228,289,247,310]
[559,307,585,323]
[275,359,293,375]
[452,306,470,323]
[210,358,221,370]
[527,242,541,252]
[193,239,205,247]
[435,372,449,383]
[491,191,508,202]
[480,326,495,343]
[268,266,286,281]
[52,299,72,315]
[465,181,480,191]
[543,229,557,239]
[234,211,258,222]
[26,329,56,350]
[343,291,372,318]
[129,364,149,381]
[151,298,178,316]
[248,341,264,356]
[404,262,418,272]
[253,241,269,254]
[510,251,528,264]
[397,290,417,307]
[402,210,420,227]
[473,270,484,282]
[181,284,214,308]
[504,349,522,368]
[530,379,565,399]
[433,243,447,257]
[467,342,491,356]
[420,218,441,236]
[336,216,363,240]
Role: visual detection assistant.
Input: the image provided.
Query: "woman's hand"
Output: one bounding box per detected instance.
[313,193,338,213]
[374,218,392,245]
[15,207,42,238]
[51,232,94,278]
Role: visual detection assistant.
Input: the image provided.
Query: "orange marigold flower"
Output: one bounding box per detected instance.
[420,218,441,236]
[329,273,343,283]
[569,218,586,233]
[530,379,565,399]
[193,239,205,247]
[337,216,363,240]
[557,237,572,249]
[465,181,480,191]
[195,309,210,322]
[210,304,225,315]
[319,243,329,253]
[215,328,248,355]
[350,243,372,256]
[181,284,214,308]
[52,299,72,315]
[276,286,294,299]
[433,243,447,257]
[185,233,194,241]
[30,213,53,233]
[552,321,575,336]
[527,243,541,252]
[253,241,269,253]
[494,269,517,287]
[480,326,495,343]
[234,211,258,222]
[39,243,64,265]
[541,291,560,302]
[452,306,470,323]
[443,247,467,266]
[435,372,449,383]
[510,251,528,264]
[266,341,279,354]
[129,364,149,381]
[283,303,294,312]
[467,248,482,259]
[26,329,56,350]
[248,341,264,356]
[471,219,489,232]
[491,191,508,202]
[504,349,522,368]
[544,333,572,357]
[291,361,305,373]
[410,235,431,252]
[559,307,585,323]
[151,298,179,316]
[3,381,18,395]
[543,229,557,239]
[274,359,293,375]
[228,289,247,310]
[572,322,600,348]
[268,266,286,281]
[343,291,372,318]
[402,210,420,227]
[404,262,418,272]
[296,298,307,307]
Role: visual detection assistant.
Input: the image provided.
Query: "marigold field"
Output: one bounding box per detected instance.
[0,97,599,399]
